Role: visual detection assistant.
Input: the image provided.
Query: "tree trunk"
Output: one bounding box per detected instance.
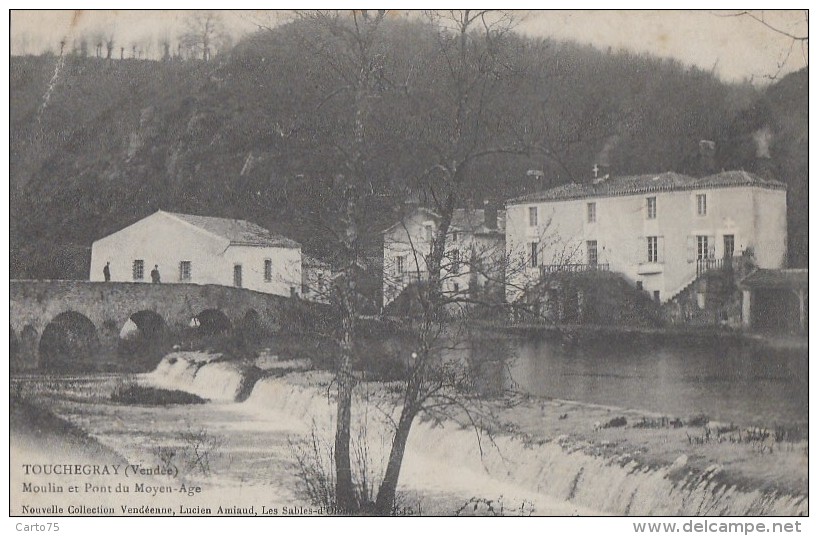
[374,406,417,514]
[334,303,357,513]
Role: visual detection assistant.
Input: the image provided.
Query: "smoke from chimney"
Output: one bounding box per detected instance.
[596,134,622,168]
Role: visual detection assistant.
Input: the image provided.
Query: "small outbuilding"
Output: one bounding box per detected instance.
[739,269,808,334]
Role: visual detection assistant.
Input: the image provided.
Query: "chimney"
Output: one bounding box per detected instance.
[592,163,611,184]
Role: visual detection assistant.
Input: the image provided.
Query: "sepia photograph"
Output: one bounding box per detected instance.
[7,7,810,524]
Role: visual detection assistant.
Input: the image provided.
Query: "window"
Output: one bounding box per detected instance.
[529,242,538,268]
[587,202,596,223]
[646,197,656,219]
[233,264,243,288]
[179,261,192,281]
[647,236,658,263]
[132,260,144,281]
[395,256,404,275]
[264,259,272,282]
[453,282,460,293]
[587,240,598,266]
[452,231,459,242]
[451,249,460,274]
[653,290,661,303]
[528,206,538,227]
[696,194,707,216]
[697,235,710,260]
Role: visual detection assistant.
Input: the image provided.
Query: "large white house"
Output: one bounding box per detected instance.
[505,171,787,304]
[382,207,506,307]
[90,210,302,297]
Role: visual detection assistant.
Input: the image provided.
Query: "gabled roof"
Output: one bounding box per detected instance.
[163,211,300,248]
[507,170,786,205]
[740,269,808,290]
[382,206,505,235]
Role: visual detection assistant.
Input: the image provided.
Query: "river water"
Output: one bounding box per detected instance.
[12,331,809,516]
[490,335,808,427]
[11,371,595,516]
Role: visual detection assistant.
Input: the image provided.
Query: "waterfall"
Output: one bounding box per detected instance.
[145,353,248,402]
[147,357,808,516]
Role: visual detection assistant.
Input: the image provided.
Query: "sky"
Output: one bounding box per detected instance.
[9,9,809,84]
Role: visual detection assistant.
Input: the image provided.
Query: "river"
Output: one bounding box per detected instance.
[473,334,808,427]
[10,333,808,516]
[11,371,596,516]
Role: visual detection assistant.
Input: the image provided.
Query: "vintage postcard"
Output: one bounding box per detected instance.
[8,9,808,522]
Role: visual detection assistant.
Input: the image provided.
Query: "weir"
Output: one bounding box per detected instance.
[144,355,808,516]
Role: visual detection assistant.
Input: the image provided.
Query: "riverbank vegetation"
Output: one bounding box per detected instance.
[110,380,207,405]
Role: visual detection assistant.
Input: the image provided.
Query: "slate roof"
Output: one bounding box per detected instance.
[508,171,786,205]
[383,207,505,235]
[451,209,506,235]
[740,269,808,290]
[164,211,300,248]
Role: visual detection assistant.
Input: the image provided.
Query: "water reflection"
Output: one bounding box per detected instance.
[465,334,807,427]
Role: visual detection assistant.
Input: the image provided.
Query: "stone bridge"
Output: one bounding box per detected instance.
[9,280,302,370]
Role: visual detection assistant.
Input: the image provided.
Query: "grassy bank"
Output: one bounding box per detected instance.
[10,392,127,465]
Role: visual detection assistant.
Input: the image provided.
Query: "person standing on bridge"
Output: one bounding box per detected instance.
[151,265,161,283]
[103,262,111,282]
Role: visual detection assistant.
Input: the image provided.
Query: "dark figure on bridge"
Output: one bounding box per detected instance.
[151,265,161,283]
[103,262,111,282]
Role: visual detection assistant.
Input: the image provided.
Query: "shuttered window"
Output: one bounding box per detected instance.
[179,261,192,281]
[132,260,144,281]
[264,259,272,282]
[647,237,658,263]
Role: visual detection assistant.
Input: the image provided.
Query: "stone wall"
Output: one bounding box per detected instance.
[9,280,299,369]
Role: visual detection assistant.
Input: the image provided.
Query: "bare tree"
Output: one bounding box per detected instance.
[158,34,172,61]
[93,33,104,58]
[718,10,808,80]
[181,10,224,61]
[274,9,391,513]
[368,10,548,513]
[105,34,115,60]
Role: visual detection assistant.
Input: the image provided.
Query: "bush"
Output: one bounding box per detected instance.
[603,416,628,428]
[110,382,206,405]
[687,413,710,427]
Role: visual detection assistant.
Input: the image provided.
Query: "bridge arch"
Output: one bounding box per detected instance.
[18,325,40,368]
[38,311,99,371]
[118,310,168,367]
[194,308,232,335]
[122,310,166,340]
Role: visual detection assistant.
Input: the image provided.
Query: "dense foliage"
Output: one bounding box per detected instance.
[10,17,807,285]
